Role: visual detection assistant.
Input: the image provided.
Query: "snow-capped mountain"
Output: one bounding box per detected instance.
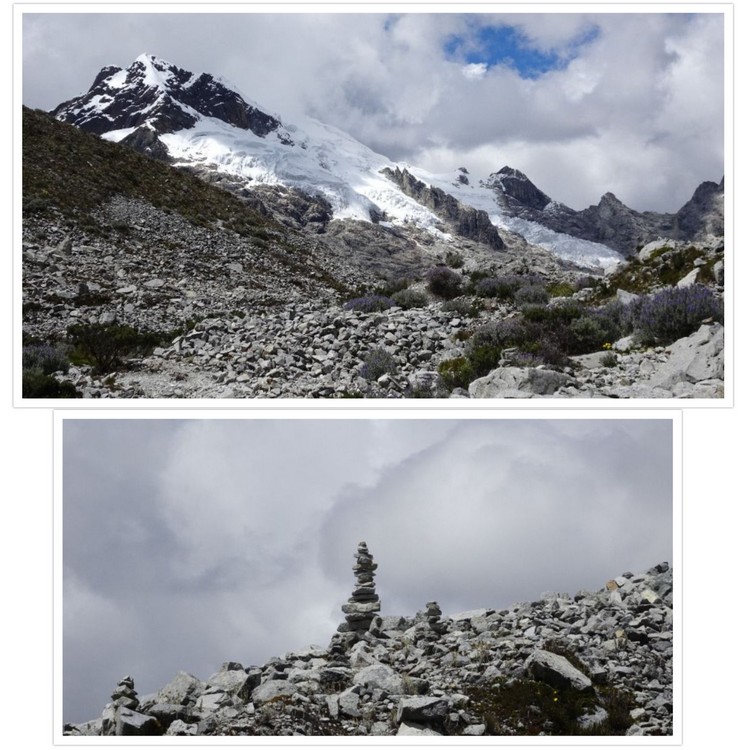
[52,54,713,269]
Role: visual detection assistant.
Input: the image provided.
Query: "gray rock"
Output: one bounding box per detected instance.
[250,680,296,705]
[616,289,640,305]
[396,696,449,726]
[114,708,161,736]
[154,671,204,706]
[354,664,405,695]
[676,268,700,288]
[524,650,593,691]
[397,721,443,736]
[648,323,724,390]
[469,366,573,398]
[337,687,361,718]
[165,719,198,736]
[638,238,677,262]
[206,666,260,701]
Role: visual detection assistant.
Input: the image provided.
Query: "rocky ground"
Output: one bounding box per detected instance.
[23,195,724,400]
[64,559,673,737]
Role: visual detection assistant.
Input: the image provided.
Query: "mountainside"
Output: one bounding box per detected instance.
[49,54,634,267]
[64,548,673,738]
[22,55,725,400]
[49,54,722,263]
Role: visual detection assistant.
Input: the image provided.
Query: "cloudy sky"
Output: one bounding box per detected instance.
[62,416,674,725]
[22,8,724,212]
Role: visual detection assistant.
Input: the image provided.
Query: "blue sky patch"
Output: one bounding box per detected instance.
[444,23,599,79]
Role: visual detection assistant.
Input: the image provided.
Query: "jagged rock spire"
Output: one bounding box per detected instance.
[339,541,380,632]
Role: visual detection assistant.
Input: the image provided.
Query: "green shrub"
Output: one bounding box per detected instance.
[22,370,80,398]
[601,351,618,367]
[514,284,549,306]
[67,322,165,374]
[22,344,69,375]
[569,315,611,353]
[437,357,474,391]
[547,281,575,297]
[472,275,524,301]
[441,298,479,317]
[445,251,464,269]
[426,266,463,299]
[392,288,428,309]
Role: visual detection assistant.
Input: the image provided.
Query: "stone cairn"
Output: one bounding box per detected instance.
[111,676,139,710]
[339,541,381,633]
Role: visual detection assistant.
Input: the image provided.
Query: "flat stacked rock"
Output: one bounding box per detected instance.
[424,601,448,635]
[111,676,139,709]
[339,542,381,633]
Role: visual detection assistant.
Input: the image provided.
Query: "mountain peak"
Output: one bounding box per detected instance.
[487,165,551,211]
[52,54,282,139]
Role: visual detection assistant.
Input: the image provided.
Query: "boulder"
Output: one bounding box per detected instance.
[648,323,724,390]
[353,664,405,695]
[524,650,592,691]
[154,671,204,706]
[469,366,574,398]
[250,680,296,705]
[206,665,260,701]
[396,696,449,727]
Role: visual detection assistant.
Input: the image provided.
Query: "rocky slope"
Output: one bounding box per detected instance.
[64,548,673,737]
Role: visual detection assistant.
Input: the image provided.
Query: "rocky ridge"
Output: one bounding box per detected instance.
[64,549,673,737]
[487,167,724,256]
[381,166,505,250]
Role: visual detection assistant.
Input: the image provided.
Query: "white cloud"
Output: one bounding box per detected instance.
[22,11,723,221]
[462,62,488,80]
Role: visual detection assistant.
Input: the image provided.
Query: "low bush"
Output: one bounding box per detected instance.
[22,370,80,398]
[471,274,530,301]
[22,343,69,375]
[634,284,722,345]
[392,288,428,309]
[437,357,474,391]
[547,281,575,297]
[343,295,395,313]
[426,266,463,299]
[360,347,397,381]
[373,275,411,298]
[445,251,464,269]
[514,284,550,307]
[67,322,165,374]
[441,298,479,317]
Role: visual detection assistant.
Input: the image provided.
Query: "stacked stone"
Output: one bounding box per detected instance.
[340,542,381,633]
[424,601,448,635]
[110,676,139,710]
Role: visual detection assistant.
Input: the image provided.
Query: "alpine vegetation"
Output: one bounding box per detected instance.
[64,545,673,737]
[23,54,724,399]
